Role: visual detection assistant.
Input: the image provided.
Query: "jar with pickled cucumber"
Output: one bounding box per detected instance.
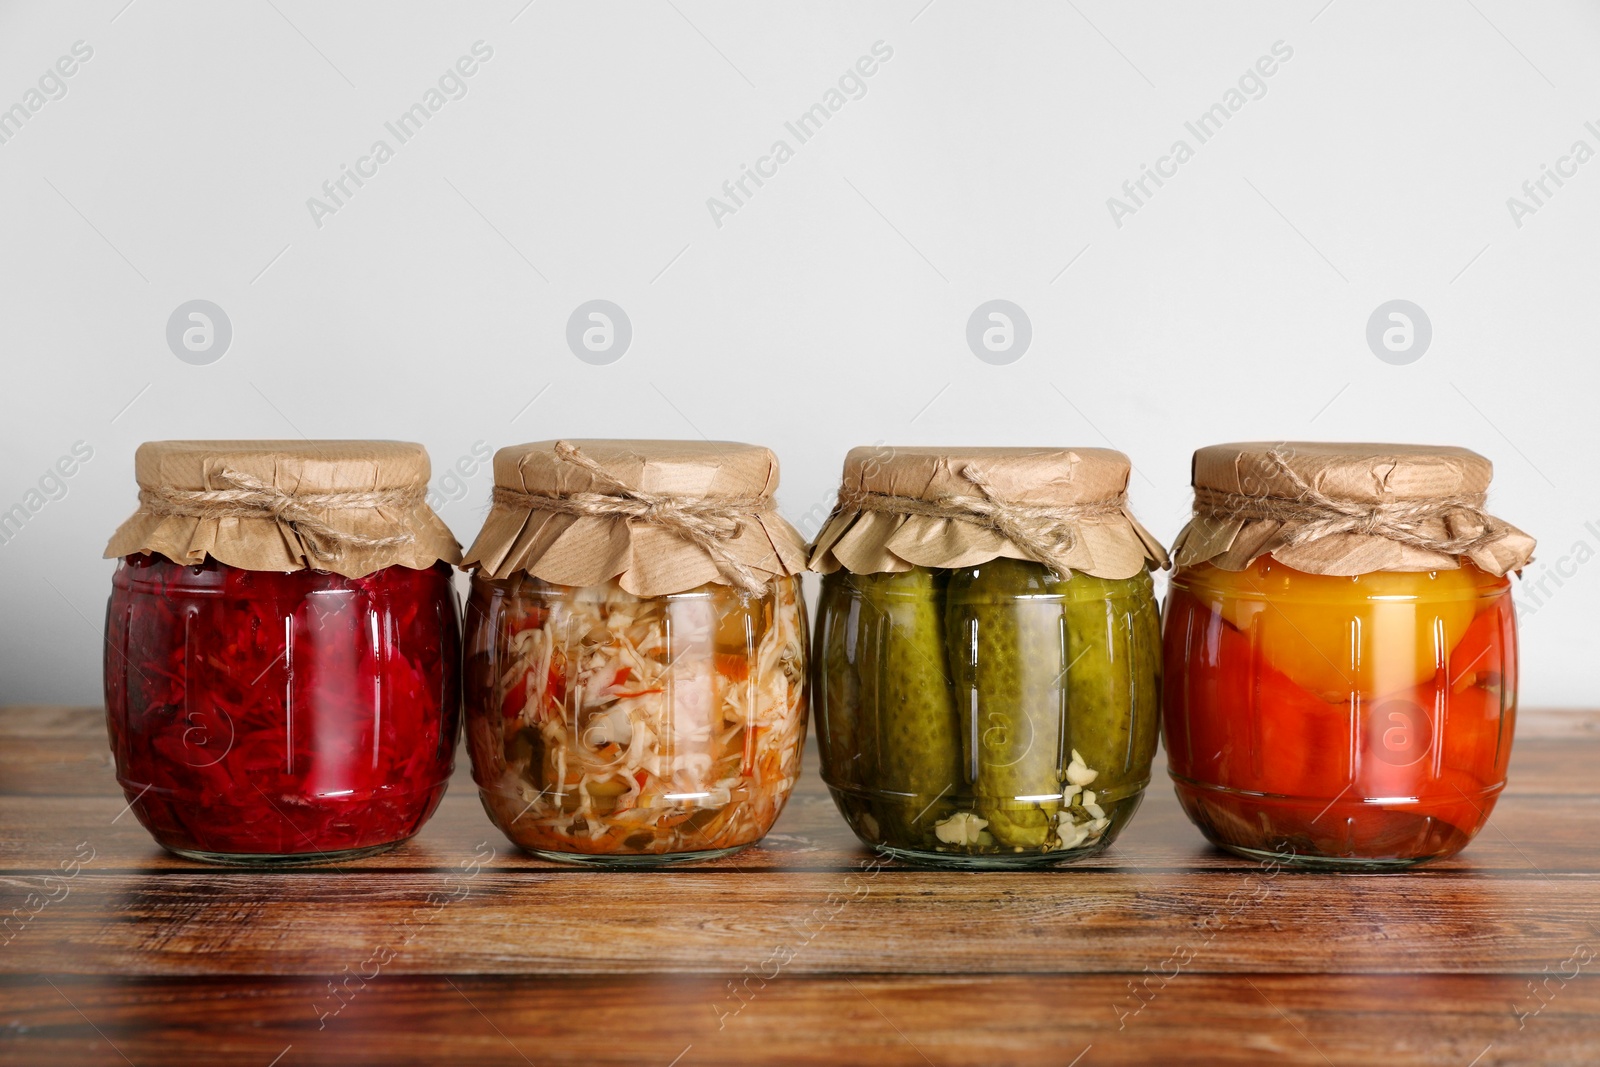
[461,440,810,866]
[1164,443,1536,869]
[809,447,1168,867]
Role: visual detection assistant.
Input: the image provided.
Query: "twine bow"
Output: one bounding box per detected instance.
[1193,450,1506,557]
[838,463,1127,574]
[140,468,419,562]
[492,441,777,594]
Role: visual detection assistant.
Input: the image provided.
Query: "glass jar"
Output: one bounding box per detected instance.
[460,436,811,865]
[1162,441,1534,870]
[464,573,808,865]
[104,554,461,863]
[809,445,1168,869]
[815,558,1162,867]
[100,439,465,865]
[1163,556,1516,868]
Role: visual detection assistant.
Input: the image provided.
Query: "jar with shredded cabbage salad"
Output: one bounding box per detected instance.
[461,440,809,865]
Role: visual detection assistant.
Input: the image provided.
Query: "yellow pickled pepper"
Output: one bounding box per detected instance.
[1201,558,1482,702]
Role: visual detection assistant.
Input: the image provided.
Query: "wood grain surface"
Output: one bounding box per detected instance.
[1,706,1595,1066]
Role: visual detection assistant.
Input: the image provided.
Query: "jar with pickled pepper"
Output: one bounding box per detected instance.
[1163,442,1536,869]
[461,440,810,865]
[102,441,464,864]
[809,447,1168,868]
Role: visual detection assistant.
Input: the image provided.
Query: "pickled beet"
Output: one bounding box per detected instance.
[104,553,461,862]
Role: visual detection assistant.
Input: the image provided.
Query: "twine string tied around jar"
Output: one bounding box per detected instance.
[837,463,1128,574]
[492,441,776,594]
[140,468,420,562]
[1192,450,1507,557]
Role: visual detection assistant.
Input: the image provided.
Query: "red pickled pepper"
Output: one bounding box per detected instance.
[105,553,461,858]
[1163,585,1515,860]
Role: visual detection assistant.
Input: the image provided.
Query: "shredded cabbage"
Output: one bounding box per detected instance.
[472,575,807,856]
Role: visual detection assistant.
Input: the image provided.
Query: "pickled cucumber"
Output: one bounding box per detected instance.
[1059,570,1161,799]
[815,558,1159,864]
[853,569,962,841]
[814,573,865,791]
[947,558,1068,849]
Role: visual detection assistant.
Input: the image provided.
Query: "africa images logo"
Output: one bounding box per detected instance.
[305,41,494,229]
[0,40,94,147]
[1105,40,1294,228]
[705,41,894,228]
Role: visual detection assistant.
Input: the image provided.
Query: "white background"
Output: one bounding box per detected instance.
[2,0,1597,706]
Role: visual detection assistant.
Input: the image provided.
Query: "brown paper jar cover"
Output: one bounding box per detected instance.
[1170,441,1536,577]
[461,439,808,596]
[103,440,461,578]
[808,445,1168,580]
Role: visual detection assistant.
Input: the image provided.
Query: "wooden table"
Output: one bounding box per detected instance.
[1,706,1596,1066]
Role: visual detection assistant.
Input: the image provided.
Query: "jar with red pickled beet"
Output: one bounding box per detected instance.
[102,441,464,865]
[1162,442,1536,869]
[461,440,810,866]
